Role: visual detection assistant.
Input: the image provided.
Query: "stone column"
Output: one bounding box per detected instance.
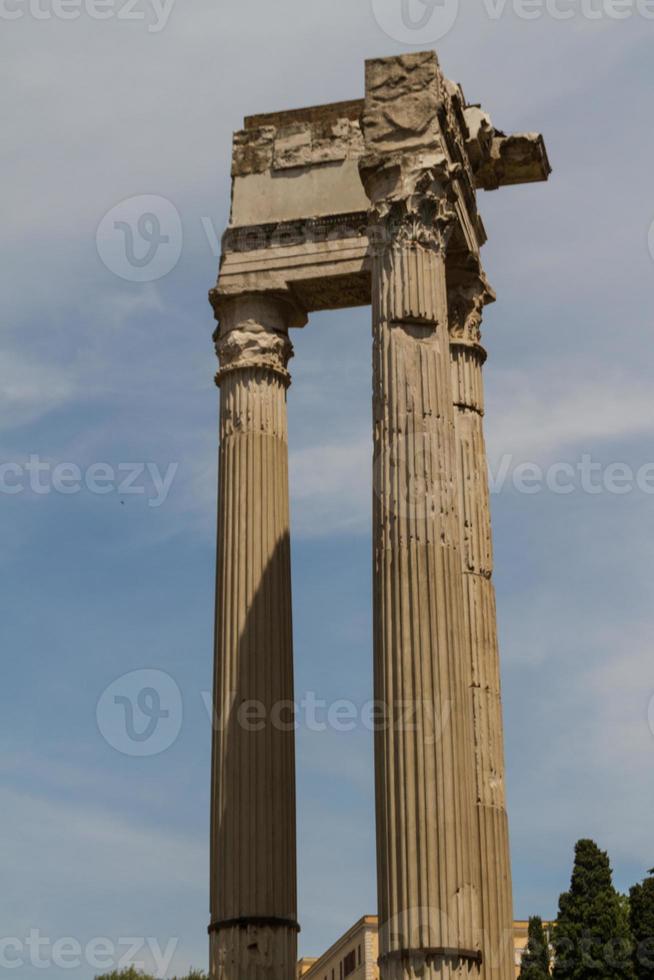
[360,146,482,980]
[448,273,514,980]
[208,292,304,980]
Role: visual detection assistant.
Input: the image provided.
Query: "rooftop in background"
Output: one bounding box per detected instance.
[298,915,378,980]
[298,916,555,980]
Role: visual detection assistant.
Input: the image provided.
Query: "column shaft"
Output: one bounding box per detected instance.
[449,281,514,980]
[369,218,481,980]
[209,295,298,980]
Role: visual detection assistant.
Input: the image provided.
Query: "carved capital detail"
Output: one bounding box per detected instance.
[215,323,294,387]
[449,270,495,414]
[360,152,461,255]
[211,292,301,388]
[448,272,495,348]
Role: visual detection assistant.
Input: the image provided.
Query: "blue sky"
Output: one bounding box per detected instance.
[2,1,654,976]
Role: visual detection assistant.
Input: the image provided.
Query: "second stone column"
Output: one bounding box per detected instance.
[361,149,482,980]
[449,273,514,980]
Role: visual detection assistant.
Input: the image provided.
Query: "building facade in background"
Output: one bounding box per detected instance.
[298,917,379,980]
[298,917,553,980]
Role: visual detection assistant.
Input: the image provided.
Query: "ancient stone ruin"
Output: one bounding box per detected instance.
[208,50,550,980]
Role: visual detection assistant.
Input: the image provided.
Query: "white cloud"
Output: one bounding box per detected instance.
[0,785,205,893]
[284,368,654,539]
[486,370,654,461]
[0,784,207,975]
[0,350,78,432]
[290,438,370,538]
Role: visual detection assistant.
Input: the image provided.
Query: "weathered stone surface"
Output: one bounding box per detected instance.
[474,133,551,190]
[244,98,363,133]
[360,150,461,260]
[272,123,313,170]
[361,54,482,980]
[232,104,365,178]
[219,53,549,317]
[209,48,551,980]
[448,271,514,980]
[210,293,305,980]
[362,52,442,152]
[215,319,293,384]
[231,126,275,177]
[272,117,364,170]
[464,107,494,174]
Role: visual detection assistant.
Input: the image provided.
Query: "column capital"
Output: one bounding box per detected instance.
[448,270,495,351]
[210,292,306,388]
[359,151,461,254]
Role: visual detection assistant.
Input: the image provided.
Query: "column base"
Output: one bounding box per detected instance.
[209,922,298,980]
[380,948,482,980]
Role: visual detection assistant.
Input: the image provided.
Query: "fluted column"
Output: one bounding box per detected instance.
[209,292,304,980]
[448,274,514,980]
[361,150,482,980]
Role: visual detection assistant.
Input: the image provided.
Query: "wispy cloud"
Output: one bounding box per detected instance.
[0,350,79,432]
[290,438,370,538]
[487,371,654,461]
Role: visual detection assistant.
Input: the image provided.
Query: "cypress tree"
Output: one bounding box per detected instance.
[630,868,654,979]
[519,916,551,979]
[552,839,635,980]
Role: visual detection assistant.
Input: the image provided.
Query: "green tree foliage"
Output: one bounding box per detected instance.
[630,868,654,979]
[519,916,551,979]
[95,968,207,980]
[553,839,635,980]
